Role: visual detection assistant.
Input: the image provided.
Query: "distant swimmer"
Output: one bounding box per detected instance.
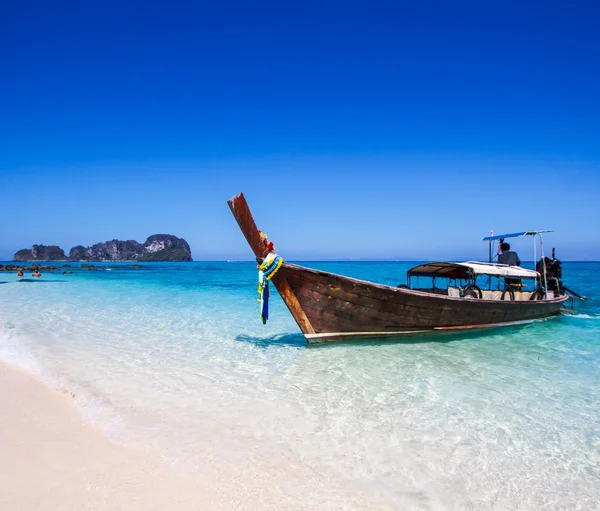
[32,269,42,278]
[17,270,24,277]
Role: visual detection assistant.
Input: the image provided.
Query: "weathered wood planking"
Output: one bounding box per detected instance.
[281,263,567,334]
[227,192,271,260]
[271,273,316,334]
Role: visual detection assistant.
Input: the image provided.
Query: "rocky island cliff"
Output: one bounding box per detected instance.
[13,234,192,262]
[13,245,67,261]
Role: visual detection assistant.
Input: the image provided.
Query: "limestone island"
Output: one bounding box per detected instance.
[13,234,192,262]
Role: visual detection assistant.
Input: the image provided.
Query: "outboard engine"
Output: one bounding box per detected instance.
[536,250,563,294]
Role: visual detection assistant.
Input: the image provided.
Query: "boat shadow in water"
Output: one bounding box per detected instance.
[236,321,540,349]
[17,279,68,284]
[312,321,543,348]
[235,332,307,348]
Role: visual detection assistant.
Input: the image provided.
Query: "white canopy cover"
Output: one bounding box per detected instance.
[407,261,539,280]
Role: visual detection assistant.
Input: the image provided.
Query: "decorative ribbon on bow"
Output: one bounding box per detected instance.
[257,235,283,324]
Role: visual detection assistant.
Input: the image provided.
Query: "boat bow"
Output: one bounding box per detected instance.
[227,193,316,335]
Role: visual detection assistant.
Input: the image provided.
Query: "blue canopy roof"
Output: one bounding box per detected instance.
[482,230,553,241]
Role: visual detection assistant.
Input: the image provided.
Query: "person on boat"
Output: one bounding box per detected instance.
[498,242,521,287]
[498,243,520,267]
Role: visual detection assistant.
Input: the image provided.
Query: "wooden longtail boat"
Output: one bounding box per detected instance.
[228,193,571,343]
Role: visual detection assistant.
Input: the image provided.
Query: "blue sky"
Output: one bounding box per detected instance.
[1,1,599,261]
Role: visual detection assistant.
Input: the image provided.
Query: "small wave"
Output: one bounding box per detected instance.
[569,314,600,320]
[0,322,125,440]
[0,323,43,375]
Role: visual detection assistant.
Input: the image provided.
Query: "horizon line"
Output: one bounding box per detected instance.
[2,259,599,264]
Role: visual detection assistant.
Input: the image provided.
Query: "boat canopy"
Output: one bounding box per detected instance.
[482,230,553,241]
[407,261,539,280]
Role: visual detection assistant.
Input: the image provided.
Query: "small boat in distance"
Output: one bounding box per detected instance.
[228,193,572,343]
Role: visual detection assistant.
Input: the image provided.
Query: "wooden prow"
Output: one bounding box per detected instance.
[227,192,271,261]
[227,193,316,335]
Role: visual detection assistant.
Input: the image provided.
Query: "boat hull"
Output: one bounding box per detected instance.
[275,263,569,343]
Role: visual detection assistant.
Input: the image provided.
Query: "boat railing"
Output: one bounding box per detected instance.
[408,275,549,301]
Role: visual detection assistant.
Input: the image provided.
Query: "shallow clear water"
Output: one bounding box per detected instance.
[1,261,599,509]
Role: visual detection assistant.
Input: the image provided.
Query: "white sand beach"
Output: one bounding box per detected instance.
[0,362,298,511]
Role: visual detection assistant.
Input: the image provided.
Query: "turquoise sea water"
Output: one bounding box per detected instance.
[1,261,599,510]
